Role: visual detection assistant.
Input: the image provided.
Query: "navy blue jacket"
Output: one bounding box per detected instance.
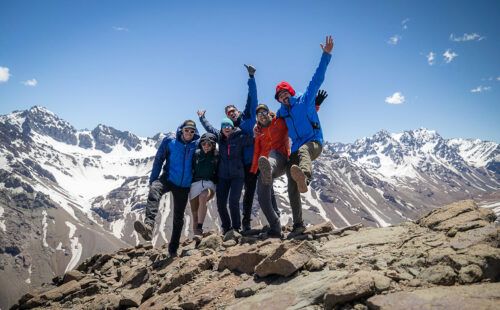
[277,52,332,152]
[149,124,200,188]
[199,78,258,167]
[235,78,258,165]
[199,117,254,179]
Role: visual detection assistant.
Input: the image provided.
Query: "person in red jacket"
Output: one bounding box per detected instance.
[251,104,290,238]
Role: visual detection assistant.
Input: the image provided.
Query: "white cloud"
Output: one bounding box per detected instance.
[402,18,410,30]
[385,92,405,104]
[450,33,486,42]
[0,66,11,83]
[387,35,402,45]
[471,86,491,93]
[497,76,500,81]
[426,52,435,65]
[443,49,458,63]
[22,79,37,87]
[112,26,128,31]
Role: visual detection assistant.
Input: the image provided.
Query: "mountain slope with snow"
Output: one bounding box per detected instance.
[0,106,499,309]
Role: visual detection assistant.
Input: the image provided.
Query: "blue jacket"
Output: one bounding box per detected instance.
[233,78,258,166]
[149,124,200,188]
[277,52,331,153]
[199,117,254,179]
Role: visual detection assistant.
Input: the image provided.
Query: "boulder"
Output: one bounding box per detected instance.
[219,241,282,274]
[255,241,316,277]
[62,270,85,283]
[323,270,390,309]
[419,265,456,285]
[198,234,222,251]
[367,282,500,310]
[121,265,148,288]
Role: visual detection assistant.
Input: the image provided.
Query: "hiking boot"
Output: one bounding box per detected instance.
[290,165,308,193]
[259,229,284,240]
[258,156,272,185]
[222,227,231,235]
[194,228,203,236]
[134,221,153,241]
[168,250,178,258]
[287,223,306,239]
[242,223,251,232]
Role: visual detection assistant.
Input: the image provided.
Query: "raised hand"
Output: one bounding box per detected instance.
[320,35,334,54]
[197,110,206,118]
[253,123,259,137]
[315,89,328,106]
[244,64,256,76]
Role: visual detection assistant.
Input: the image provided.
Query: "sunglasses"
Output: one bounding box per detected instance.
[221,124,233,129]
[183,128,195,134]
[226,109,237,116]
[257,110,269,117]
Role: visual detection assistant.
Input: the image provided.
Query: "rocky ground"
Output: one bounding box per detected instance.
[11,199,500,310]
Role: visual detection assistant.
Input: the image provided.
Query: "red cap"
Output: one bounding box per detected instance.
[275,82,295,100]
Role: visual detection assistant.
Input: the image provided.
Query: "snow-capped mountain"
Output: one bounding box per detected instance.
[0,106,499,309]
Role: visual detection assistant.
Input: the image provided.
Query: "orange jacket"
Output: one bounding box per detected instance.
[251,111,291,174]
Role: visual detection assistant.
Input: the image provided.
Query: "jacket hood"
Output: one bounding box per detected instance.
[199,132,217,149]
[176,123,200,143]
[275,81,296,100]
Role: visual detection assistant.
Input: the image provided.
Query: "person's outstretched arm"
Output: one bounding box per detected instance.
[242,64,258,121]
[150,135,172,184]
[302,35,334,107]
[197,110,220,137]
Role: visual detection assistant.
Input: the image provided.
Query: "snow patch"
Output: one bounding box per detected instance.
[42,210,49,247]
[0,206,5,232]
[64,221,83,272]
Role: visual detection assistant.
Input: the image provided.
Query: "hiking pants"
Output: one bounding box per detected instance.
[145,177,190,253]
[257,150,287,232]
[242,164,258,227]
[286,140,323,226]
[216,177,245,231]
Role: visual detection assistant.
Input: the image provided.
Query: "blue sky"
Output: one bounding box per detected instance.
[1,0,499,143]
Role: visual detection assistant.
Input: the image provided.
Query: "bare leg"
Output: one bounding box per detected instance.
[190,198,199,231]
[197,190,210,226]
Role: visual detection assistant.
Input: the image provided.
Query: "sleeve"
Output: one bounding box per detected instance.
[250,134,262,174]
[302,52,332,107]
[199,114,220,137]
[242,133,255,147]
[149,137,171,184]
[241,78,258,121]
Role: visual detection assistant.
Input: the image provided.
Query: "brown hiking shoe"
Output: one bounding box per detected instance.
[258,156,272,185]
[290,164,308,193]
[287,223,306,239]
[194,228,203,236]
[134,221,153,241]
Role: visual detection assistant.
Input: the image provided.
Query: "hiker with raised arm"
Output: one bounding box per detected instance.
[275,35,334,238]
[198,114,254,234]
[134,120,199,257]
[189,132,218,235]
[198,65,263,232]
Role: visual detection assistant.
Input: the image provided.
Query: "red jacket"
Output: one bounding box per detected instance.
[251,111,290,174]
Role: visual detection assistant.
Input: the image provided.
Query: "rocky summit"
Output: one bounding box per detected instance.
[11,200,500,310]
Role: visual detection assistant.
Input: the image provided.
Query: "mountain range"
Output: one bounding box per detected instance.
[0,105,499,309]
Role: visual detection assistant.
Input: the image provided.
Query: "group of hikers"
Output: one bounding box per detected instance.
[134,35,334,257]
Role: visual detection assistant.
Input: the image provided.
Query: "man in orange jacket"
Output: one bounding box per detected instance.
[252,103,290,238]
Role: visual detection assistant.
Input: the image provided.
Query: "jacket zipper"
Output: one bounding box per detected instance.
[180,144,187,185]
[287,106,301,140]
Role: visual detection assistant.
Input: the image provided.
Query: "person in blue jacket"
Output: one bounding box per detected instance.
[275,35,334,238]
[197,116,254,234]
[199,64,259,232]
[134,120,200,257]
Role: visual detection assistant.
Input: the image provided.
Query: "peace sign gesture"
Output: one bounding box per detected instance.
[320,35,334,54]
